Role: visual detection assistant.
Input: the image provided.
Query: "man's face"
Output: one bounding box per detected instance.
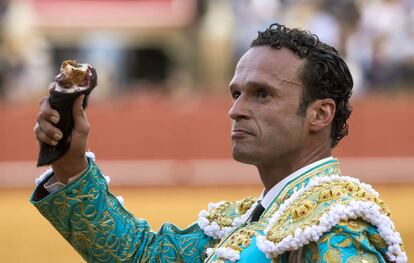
[228,46,307,166]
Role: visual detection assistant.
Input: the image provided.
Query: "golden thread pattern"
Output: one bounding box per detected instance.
[33,161,214,262]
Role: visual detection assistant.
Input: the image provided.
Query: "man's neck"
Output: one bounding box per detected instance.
[258,147,332,192]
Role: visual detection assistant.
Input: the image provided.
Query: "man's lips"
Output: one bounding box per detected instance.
[231,129,254,138]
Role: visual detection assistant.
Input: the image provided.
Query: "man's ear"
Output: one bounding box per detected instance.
[307,99,336,132]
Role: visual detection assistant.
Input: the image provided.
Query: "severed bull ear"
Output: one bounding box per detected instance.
[37,61,97,167]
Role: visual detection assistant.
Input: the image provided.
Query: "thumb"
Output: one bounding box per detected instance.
[73,95,89,134]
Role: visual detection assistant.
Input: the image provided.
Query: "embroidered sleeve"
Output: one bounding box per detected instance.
[303,219,387,263]
[30,158,213,262]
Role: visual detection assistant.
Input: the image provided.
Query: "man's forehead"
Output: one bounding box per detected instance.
[232,46,303,87]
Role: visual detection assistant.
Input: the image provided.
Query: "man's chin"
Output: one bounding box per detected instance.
[232,151,257,165]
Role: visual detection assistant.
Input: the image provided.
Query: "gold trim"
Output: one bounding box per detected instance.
[262,159,341,220]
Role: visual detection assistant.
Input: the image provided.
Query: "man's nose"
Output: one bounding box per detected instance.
[228,96,250,120]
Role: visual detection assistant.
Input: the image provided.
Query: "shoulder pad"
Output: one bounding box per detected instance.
[197,196,257,239]
[256,175,406,262]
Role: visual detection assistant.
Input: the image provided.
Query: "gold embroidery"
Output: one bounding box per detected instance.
[206,201,234,227]
[225,229,256,252]
[368,233,387,249]
[237,196,256,214]
[319,186,345,202]
[206,197,257,229]
[262,159,341,221]
[292,200,316,220]
[347,254,379,263]
[324,247,342,263]
[318,189,332,202]
[210,160,342,255]
[307,242,320,262]
[336,237,353,248]
[205,159,398,262]
[344,182,359,194]
[347,220,361,231]
[265,180,388,244]
[374,197,391,216]
[36,163,213,263]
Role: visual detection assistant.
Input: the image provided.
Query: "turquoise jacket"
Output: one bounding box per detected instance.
[31,157,406,262]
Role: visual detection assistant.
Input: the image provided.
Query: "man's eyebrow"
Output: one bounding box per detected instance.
[245,81,276,90]
[229,81,275,89]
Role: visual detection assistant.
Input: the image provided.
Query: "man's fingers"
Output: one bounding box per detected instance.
[39,97,60,124]
[48,83,56,94]
[35,116,63,140]
[72,95,89,134]
[34,122,59,146]
[73,94,85,113]
[34,96,62,146]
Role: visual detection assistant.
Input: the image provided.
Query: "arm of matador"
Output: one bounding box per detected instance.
[303,218,388,262]
[30,157,214,262]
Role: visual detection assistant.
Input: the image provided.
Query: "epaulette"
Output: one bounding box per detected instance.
[197,196,258,240]
[256,175,406,262]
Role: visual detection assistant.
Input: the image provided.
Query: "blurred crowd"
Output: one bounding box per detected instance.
[233,0,414,94]
[0,0,413,102]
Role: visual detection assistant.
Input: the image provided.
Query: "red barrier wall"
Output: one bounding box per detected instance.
[1,93,413,161]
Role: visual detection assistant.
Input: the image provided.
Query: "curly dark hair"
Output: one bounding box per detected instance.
[251,23,353,147]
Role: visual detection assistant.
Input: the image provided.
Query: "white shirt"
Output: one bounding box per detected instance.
[44,169,85,193]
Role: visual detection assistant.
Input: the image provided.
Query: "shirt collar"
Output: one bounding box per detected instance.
[260,157,334,209]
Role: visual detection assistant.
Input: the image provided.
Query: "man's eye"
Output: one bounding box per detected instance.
[232,91,241,99]
[258,89,269,98]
